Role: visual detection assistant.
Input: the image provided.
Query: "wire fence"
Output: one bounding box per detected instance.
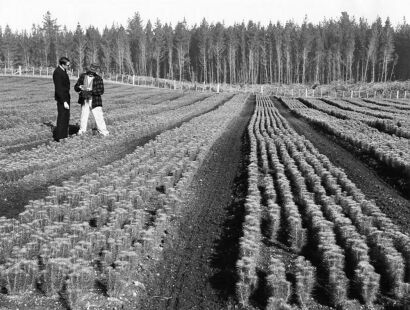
[1,66,410,100]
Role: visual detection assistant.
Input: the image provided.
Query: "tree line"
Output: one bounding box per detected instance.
[1,11,410,84]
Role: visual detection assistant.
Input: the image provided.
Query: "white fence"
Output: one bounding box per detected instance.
[1,66,410,100]
[0,66,227,93]
[268,87,410,100]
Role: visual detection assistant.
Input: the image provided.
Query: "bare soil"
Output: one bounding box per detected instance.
[139,96,255,310]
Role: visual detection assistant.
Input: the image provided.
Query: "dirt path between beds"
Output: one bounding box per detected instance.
[139,96,254,310]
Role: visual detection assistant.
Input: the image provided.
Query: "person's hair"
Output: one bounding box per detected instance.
[59,57,70,65]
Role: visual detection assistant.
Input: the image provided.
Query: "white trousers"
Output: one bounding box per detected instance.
[79,100,109,136]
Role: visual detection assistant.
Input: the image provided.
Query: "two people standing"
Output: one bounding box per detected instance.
[52,58,109,141]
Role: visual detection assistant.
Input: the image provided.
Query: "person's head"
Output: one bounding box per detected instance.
[59,57,70,69]
[89,63,100,73]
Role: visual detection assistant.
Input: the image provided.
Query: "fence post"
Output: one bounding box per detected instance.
[351,90,353,98]
[405,91,407,99]
[397,91,399,99]
[305,88,308,97]
[18,66,22,75]
[217,83,220,93]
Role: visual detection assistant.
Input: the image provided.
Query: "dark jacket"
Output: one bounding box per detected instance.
[53,66,70,103]
[74,71,104,109]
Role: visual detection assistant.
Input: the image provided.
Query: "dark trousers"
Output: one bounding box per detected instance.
[55,102,70,141]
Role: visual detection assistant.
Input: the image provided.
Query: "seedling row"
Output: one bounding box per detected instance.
[236,95,410,309]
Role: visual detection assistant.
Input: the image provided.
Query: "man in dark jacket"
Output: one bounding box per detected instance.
[52,57,71,141]
[74,63,109,136]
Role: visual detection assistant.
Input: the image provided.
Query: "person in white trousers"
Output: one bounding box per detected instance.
[74,63,109,136]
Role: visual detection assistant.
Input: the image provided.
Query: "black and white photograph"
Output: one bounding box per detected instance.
[0,0,410,309]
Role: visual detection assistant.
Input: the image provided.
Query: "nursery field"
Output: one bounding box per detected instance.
[0,76,410,310]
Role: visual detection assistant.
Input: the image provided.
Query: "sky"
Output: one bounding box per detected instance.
[0,0,409,32]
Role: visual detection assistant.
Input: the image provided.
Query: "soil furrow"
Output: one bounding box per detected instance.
[140,96,254,310]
